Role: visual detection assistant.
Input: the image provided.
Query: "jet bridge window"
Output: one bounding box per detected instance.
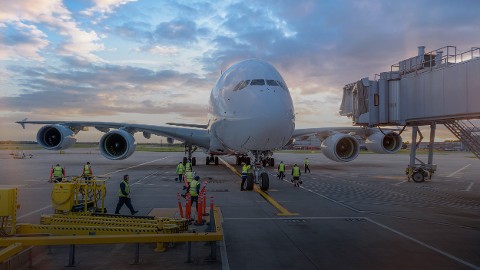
[250,79,265,85]
[233,80,250,91]
[266,80,279,86]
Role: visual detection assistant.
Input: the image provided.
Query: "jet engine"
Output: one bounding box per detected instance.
[321,133,360,162]
[365,132,402,154]
[99,129,136,160]
[36,124,77,150]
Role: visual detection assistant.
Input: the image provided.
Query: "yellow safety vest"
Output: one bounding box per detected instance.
[279,163,285,172]
[292,166,300,177]
[53,166,63,177]
[84,164,91,176]
[186,171,194,183]
[242,165,251,174]
[304,159,309,165]
[189,180,199,196]
[185,162,191,171]
[176,163,184,174]
[118,180,130,197]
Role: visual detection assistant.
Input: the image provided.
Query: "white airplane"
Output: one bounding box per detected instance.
[16,59,402,191]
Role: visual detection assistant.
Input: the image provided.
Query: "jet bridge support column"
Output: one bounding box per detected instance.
[407,124,437,182]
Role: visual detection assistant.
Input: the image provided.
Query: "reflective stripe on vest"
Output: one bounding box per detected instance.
[242,165,250,174]
[176,164,184,174]
[189,180,199,196]
[118,181,130,197]
[186,172,194,182]
[293,166,300,177]
[53,166,63,177]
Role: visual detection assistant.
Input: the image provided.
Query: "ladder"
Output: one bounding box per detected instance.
[443,120,480,159]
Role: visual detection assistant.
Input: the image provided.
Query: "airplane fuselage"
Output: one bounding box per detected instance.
[207,59,295,154]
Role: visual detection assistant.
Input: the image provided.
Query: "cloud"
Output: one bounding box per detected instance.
[0,22,49,61]
[81,0,138,20]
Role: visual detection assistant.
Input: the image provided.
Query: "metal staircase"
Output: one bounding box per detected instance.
[443,120,480,159]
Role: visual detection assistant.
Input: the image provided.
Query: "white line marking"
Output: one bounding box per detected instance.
[394,180,408,186]
[464,182,474,192]
[100,157,169,176]
[17,205,52,220]
[446,164,471,178]
[366,218,480,270]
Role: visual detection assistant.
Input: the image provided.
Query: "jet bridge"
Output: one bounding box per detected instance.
[340,46,480,182]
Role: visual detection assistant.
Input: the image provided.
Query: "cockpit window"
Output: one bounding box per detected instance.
[277,80,288,91]
[250,79,265,85]
[266,80,279,86]
[233,80,250,91]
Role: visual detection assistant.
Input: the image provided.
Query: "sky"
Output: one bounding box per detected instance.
[1,0,479,143]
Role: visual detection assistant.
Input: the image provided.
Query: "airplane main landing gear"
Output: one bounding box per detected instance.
[206,156,219,165]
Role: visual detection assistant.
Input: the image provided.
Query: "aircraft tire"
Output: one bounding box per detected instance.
[260,172,269,191]
[214,156,219,165]
[206,157,210,165]
[270,158,275,167]
[183,157,187,165]
[412,171,425,183]
[262,160,267,167]
[192,157,196,166]
[246,173,254,190]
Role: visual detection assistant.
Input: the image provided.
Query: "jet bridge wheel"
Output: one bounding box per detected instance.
[412,171,425,183]
[260,172,269,191]
[245,173,254,190]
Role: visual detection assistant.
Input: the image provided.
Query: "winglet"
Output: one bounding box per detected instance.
[16,118,28,129]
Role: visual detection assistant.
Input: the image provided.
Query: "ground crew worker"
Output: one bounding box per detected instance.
[188,176,201,209]
[182,170,195,197]
[114,174,138,215]
[176,162,185,182]
[185,159,192,172]
[240,162,251,190]
[278,161,286,180]
[292,164,301,187]
[304,158,311,173]
[82,162,93,180]
[50,164,65,182]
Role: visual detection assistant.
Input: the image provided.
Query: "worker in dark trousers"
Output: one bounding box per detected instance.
[50,164,65,182]
[82,162,93,180]
[175,161,185,182]
[240,162,251,190]
[292,164,301,187]
[188,176,201,209]
[115,174,138,215]
[304,158,311,173]
[278,161,286,180]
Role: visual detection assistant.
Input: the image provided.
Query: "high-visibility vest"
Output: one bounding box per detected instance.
[176,163,184,174]
[242,165,250,174]
[185,162,191,171]
[278,163,285,172]
[83,164,91,176]
[189,180,199,196]
[118,180,130,197]
[292,166,300,177]
[304,159,309,165]
[186,171,194,183]
[53,166,63,178]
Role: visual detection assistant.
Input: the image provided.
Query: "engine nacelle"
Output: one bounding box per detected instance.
[99,129,136,160]
[321,133,360,162]
[36,124,77,150]
[365,132,402,154]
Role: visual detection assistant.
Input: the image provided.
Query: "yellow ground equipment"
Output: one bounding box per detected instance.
[0,188,18,235]
[51,177,107,214]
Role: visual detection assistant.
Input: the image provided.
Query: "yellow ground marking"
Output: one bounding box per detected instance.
[219,158,298,216]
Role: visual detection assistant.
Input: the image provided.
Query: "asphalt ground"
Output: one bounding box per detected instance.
[1,149,480,270]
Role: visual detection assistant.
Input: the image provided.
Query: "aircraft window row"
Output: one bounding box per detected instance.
[232,79,288,91]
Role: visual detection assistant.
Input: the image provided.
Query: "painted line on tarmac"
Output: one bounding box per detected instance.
[446,164,471,178]
[100,157,169,176]
[219,158,298,216]
[394,180,408,186]
[464,182,474,192]
[366,217,480,270]
[17,205,52,220]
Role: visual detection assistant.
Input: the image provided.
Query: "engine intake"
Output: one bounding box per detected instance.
[99,129,136,160]
[365,132,402,154]
[36,124,77,150]
[321,133,360,162]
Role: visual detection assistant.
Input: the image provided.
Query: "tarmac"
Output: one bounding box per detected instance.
[1,148,480,270]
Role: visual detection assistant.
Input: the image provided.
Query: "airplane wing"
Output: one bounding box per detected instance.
[291,127,403,162]
[16,119,211,160]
